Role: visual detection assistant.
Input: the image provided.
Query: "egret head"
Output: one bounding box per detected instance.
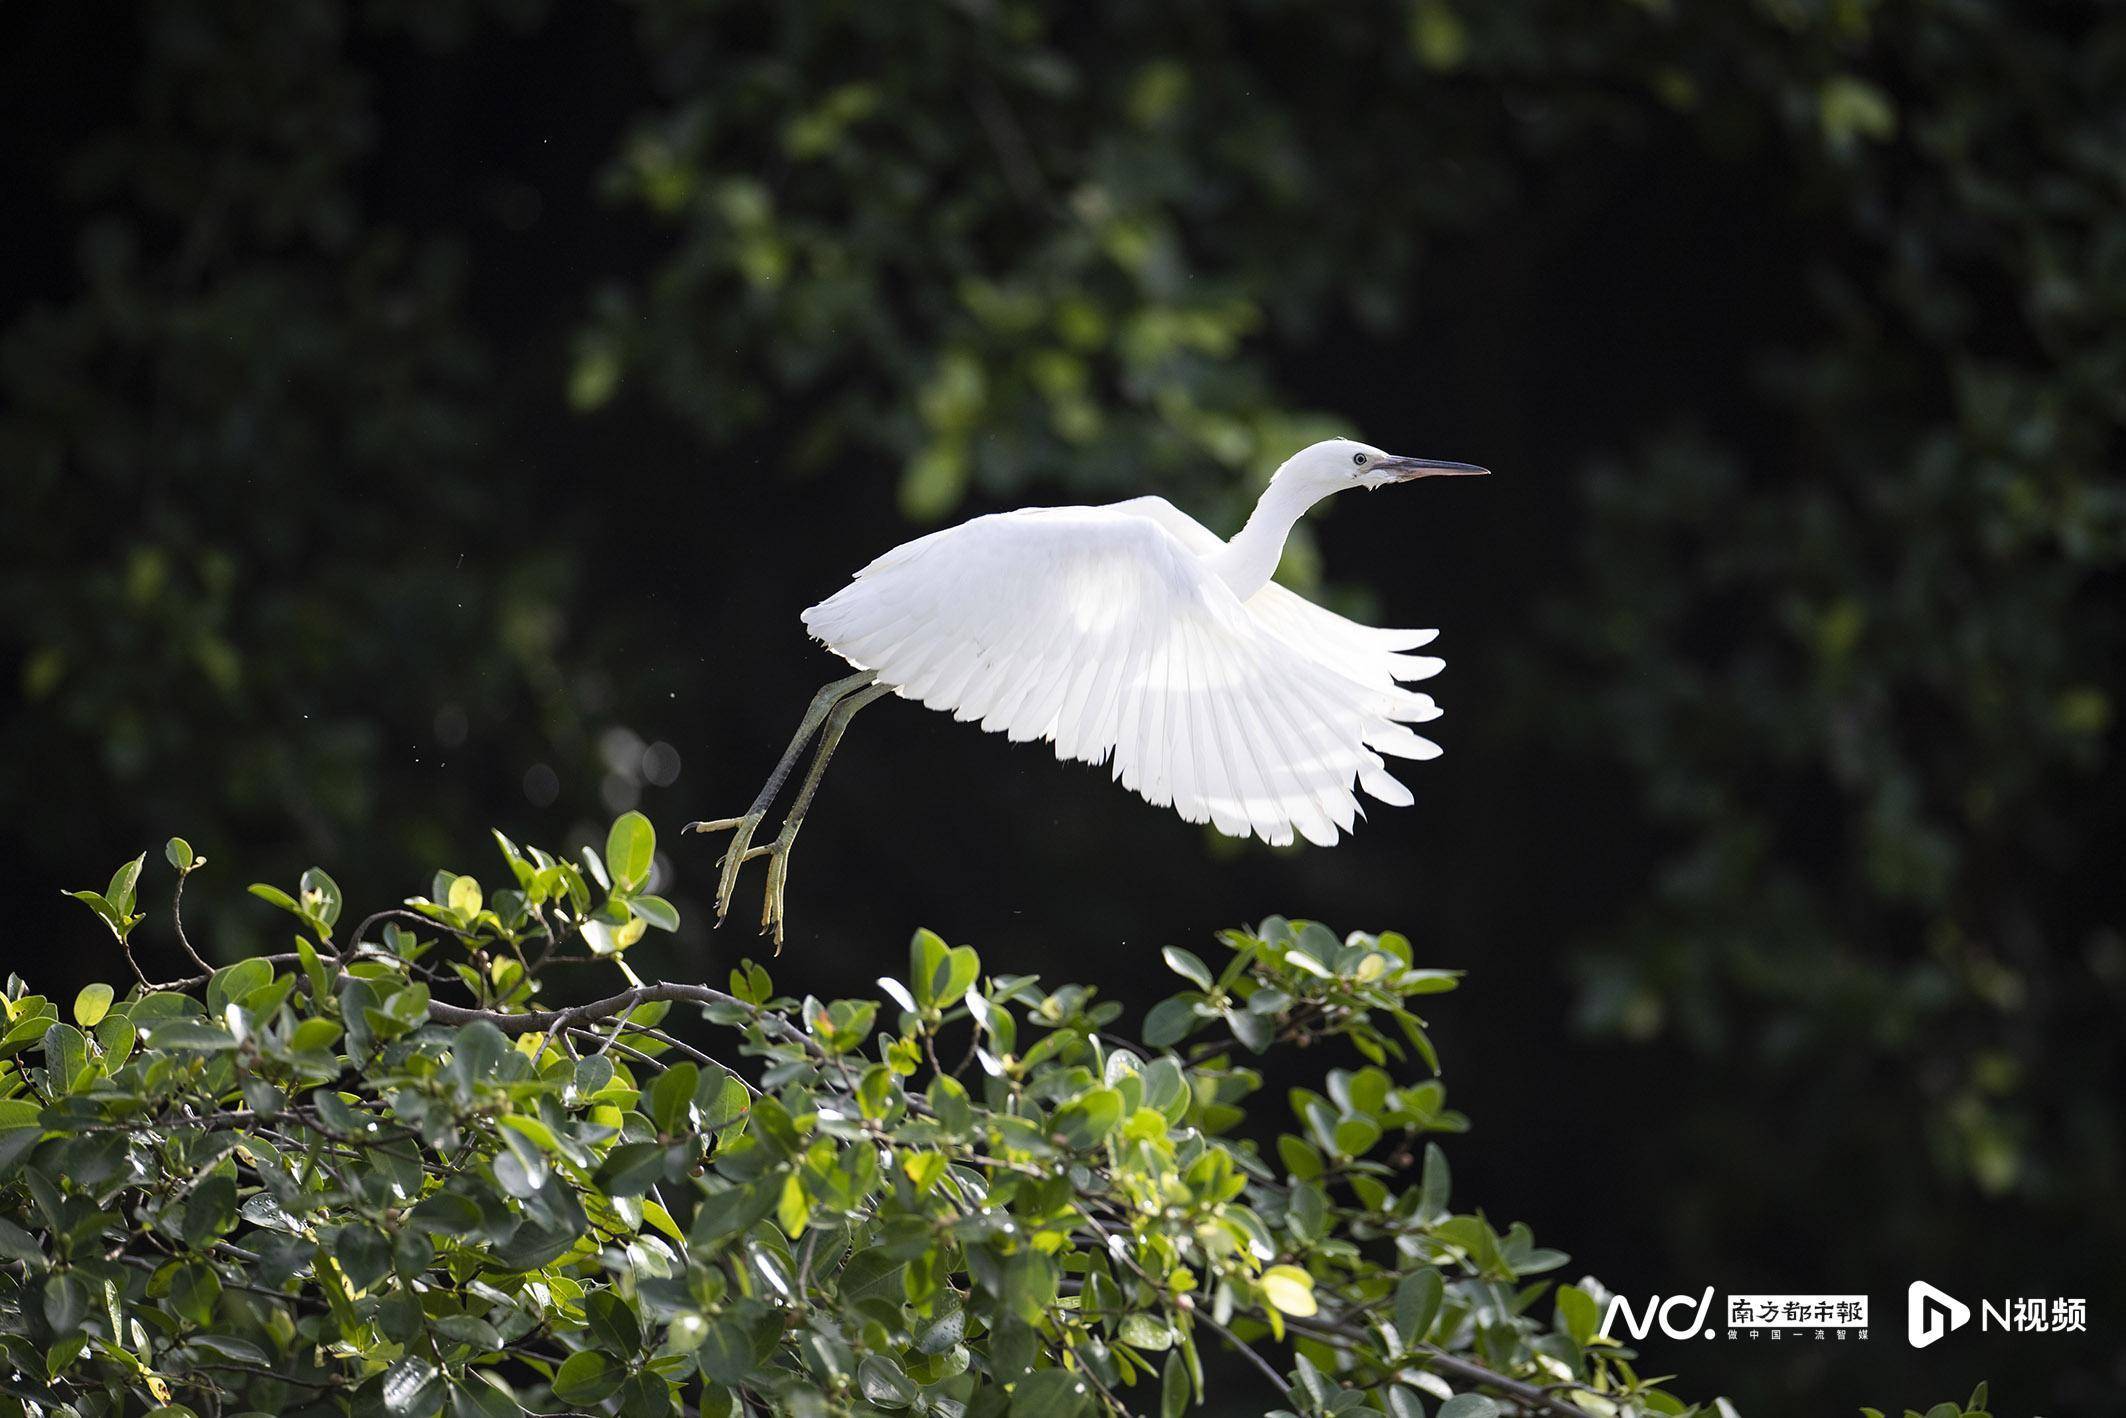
[1275,438,1490,497]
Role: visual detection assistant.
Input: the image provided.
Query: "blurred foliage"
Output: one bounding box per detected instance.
[1859,1387,1994,1418]
[6,827,1735,1416]
[590,0,2126,1235]
[0,2,588,905]
[1534,1,2126,1214]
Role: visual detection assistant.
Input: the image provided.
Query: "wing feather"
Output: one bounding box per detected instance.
[1206,612,1290,838]
[801,502,1444,845]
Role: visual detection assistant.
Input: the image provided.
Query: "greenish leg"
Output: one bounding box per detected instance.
[686,670,875,928]
[759,681,893,950]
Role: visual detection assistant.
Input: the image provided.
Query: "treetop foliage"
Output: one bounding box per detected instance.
[3,816,1738,1418]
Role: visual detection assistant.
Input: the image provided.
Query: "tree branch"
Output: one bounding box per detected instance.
[425,981,761,1038]
[1282,1312,1589,1417]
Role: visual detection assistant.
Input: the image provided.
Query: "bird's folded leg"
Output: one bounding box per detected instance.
[685,670,875,929]
[746,680,892,951]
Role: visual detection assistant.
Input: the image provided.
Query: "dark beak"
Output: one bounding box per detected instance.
[1373,455,1492,481]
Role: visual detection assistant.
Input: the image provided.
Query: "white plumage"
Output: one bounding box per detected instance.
[799,438,1485,847]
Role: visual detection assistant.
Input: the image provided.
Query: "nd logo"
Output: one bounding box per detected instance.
[1601,1287,1717,1341]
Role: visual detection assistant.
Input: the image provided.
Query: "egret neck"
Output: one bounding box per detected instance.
[1207,476,1324,599]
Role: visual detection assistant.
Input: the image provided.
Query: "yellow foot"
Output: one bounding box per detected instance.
[684,814,793,950]
[759,827,798,953]
[683,814,770,926]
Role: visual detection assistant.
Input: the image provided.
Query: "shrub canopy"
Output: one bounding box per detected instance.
[0,818,1735,1418]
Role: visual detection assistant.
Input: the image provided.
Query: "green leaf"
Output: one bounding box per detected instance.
[188,1334,269,1365]
[585,1291,644,1354]
[0,1216,41,1264]
[1161,946,1214,991]
[248,883,301,916]
[630,893,680,931]
[106,853,146,917]
[42,1024,88,1093]
[382,1358,441,1416]
[1010,1367,1093,1418]
[169,1261,221,1326]
[1555,1283,1599,1346]
[695,1320,754,1385]
[648,1061,699,1132]
[408,1192,484,1233]
[1000,1249,1058,1322]
[1438,1397,1501,1418]
[1277,1135,1323,1181]
[698,1069,752,1129]
[1143,997,1199,1048]
[43,1273,85,1332]
[1293,1354,1331,1406]
[1227,1007,1272,1053]
[1118,1312,1173,1351]
[1160,1349,1191,1418]
[552,1351,627,1405]
[616,1372,672,1418]
[1050,1087,1124,1149]
[299,866,343,929]
[71,983,113,1028]
[909,928,949,1008]
[936,944,981,1007]
[447,874,483,920]
[857,1354,918,1409]
[1395,1268,1444,1347]
[63,889,116,931]
[777,1174,811,1236]
[209,958,272,1014]
[165,837,195,871]
[335,1224,393,1292]
[453,1376,521,1418]
[606,811,656,892]
[290,1016,344,1053]
[183,1176,238,1246]
[1418,1141,1451,1218]
[914,1305,967,1356]
[1332,1117,1381,1158]
[1261,1264,1316,1317]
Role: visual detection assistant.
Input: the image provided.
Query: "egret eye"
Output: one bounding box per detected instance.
[1352,452,1368,466]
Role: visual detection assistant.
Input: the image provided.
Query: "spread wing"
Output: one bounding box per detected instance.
[1106,496,1448,700]
[800,502,1442,846]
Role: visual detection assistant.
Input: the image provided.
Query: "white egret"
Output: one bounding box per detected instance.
[688,436,1488,945]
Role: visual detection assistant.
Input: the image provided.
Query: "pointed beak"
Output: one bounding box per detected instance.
[1371,455,1491,482]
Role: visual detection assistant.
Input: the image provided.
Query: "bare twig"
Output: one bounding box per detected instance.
[117,934,153,991]
[1197,1310,1294,1398]
[171,870,212,974]
[1074,1206,1292,1400]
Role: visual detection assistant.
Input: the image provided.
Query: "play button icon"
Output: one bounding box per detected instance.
[1908,1281,1971,1348]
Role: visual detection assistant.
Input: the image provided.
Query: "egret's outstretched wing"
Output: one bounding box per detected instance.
[1107,496,1447,706]
[801,505,1440,846]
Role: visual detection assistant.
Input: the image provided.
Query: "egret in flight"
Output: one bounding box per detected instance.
[689,437,1487,945]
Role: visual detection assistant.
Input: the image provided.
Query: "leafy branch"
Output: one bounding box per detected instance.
[6,819,1731,1418]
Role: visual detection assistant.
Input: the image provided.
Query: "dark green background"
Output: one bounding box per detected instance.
[3,1,2120,1411]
